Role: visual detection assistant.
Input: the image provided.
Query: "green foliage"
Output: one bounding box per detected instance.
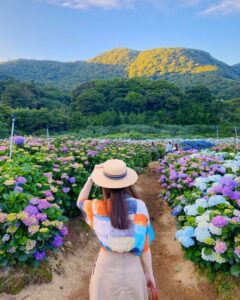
[71,78,238,127]
[0,77,239,136]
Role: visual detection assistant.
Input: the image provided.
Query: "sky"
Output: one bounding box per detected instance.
[0,0,240,65]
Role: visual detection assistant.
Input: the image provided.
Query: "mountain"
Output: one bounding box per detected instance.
[0,47,240,98]
[91,48,238,79]
[0,59,126,91]
[232,63,240,76]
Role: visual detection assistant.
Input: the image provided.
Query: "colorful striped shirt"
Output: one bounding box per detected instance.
[78,196,154,256]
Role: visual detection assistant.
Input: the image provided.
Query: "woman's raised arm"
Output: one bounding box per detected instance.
[76,177,93,208]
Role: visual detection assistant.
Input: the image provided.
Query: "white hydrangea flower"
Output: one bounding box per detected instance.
[196,211,210,223]
[209,223,222,235]
[201,248,216,262]
[233,209,240,217]
[197,220,209,228]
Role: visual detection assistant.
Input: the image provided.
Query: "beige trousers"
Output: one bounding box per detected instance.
[89,249,148,300]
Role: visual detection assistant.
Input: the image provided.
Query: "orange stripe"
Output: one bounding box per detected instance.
[134,214,148,226]
[84,200,94,223]
[143,235,149,253]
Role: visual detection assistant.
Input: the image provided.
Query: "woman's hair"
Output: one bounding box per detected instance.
[102,185,138,230]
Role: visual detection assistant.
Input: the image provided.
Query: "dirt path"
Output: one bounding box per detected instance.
[2,162,220,300]
[136,162,218,300]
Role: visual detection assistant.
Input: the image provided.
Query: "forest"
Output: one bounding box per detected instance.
[0,77,239,137]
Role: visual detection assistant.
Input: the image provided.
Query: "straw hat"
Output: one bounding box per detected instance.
[91,159,138,189]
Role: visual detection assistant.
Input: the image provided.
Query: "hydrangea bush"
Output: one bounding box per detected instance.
[0,137,163,266]
[158,150,240,277]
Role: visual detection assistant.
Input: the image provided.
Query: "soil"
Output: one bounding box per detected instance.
[0,162,230,300]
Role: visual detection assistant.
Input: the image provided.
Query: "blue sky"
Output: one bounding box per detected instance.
[0,0,240,65]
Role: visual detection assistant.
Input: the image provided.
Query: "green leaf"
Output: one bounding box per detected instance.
[230,264,240,277]
[204,247,213,256]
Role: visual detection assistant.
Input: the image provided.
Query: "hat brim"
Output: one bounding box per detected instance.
[91,167,138,189]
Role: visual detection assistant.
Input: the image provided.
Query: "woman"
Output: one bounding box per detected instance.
[77,159,156,300]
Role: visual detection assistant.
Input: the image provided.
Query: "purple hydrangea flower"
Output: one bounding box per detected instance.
[7,247,16,253]
[35,251,46,261]
[220,176,238,189]
[30,198,40,205]
[23,216,39,227]
[87,150,98,157]
[96,144,105,150]
[234,247,240,258]
[14,136,25,145]
[14,186,23,193]
[2,234,10,243]
[61,147,69,153]
[38,200,51,210]
[212,216,228,228]
[53,235,63,248]
[36,213,48,222]
[60,225,68,236]
[62,187,70,194]
[68,177,76,184]
[232,191,240,200]
[15,176,27,185]
[44,190,53,197]
[24,205,39,216]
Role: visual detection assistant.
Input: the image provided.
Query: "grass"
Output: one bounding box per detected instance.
[13,123,240,140]
[0,263,52,295]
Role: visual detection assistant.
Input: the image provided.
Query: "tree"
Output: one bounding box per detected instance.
[71,89,106,114]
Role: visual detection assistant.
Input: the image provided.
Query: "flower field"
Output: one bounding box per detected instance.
[0,137,163,267]
[158,149,240,277]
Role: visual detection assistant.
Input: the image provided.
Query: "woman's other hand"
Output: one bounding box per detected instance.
[145,271,156,287]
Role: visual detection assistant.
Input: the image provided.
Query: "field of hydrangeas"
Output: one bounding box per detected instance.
[158,148,240,277]
[0,136,162,267]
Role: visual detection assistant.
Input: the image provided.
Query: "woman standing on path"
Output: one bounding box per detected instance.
[77,159,156,300]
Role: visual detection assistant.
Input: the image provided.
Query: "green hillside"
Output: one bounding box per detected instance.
[0,59,126,91]
[0,47,239,98]
[232,63,240,76]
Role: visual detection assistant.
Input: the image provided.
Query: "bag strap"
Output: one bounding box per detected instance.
[147,281,159,300]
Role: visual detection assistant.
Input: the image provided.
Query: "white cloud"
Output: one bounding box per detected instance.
[200,0,240,15]
[42,0,134,9]
[38,0,240,14]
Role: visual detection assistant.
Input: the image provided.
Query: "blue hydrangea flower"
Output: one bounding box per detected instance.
[184,204,199,216]
[194,227,211,242]
[195,198,208,208]
[177,236,195,248]
[176,226,195,239]
[171,205,182,217]
[208,195,227,207]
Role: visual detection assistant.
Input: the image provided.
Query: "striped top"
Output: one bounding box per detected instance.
[78,196,154,256]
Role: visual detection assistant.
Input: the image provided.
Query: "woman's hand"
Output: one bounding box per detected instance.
[90,164,104,178]
[94,163,104,170]
[145,271,156,287]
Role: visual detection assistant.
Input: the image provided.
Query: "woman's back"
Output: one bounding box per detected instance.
[79,196,154,256]
[77,159,156,300]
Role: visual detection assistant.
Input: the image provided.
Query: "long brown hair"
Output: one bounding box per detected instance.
[102,185,138,230]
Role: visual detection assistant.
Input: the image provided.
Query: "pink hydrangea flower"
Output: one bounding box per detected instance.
[214,241,227,254]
